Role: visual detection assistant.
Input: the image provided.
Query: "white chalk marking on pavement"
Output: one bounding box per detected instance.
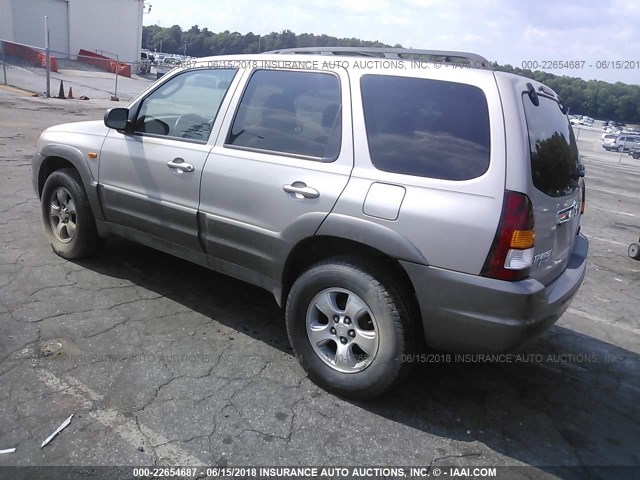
[584,235,627,246]
[36,370,94,409]
[0,448,16,455]
[608,210,637,218]
[586,186,639,199]
[567,308,640,336]
[589,205,638,218]
[35,370,206,465]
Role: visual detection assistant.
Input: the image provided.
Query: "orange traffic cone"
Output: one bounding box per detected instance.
[57,80,65,99]
[68,86,73,99]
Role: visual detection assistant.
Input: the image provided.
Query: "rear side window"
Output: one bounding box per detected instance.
[226,70,341,160]
[523,94,580,197]
[360,75,490,180]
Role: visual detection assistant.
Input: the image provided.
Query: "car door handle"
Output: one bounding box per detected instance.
[283,183,320,199]
[166,158,194,173]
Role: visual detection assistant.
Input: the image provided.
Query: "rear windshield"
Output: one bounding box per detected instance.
[523,94,580,197]
[361,75,490,181]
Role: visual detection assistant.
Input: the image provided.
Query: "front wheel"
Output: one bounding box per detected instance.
[629,243,640,260]
[41,168,100,259]
[285,259,416,399]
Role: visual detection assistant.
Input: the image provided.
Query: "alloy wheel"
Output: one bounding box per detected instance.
[306,287,380,373]
[49,187,77,243]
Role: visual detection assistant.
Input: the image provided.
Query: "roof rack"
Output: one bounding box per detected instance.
[261,47,492,69]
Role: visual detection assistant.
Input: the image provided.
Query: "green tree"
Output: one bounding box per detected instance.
[140,25,640,122]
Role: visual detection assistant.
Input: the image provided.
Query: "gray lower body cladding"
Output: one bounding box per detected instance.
[401,234,589,352]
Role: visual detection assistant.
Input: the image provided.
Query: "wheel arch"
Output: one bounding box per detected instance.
[37,148,104,220]
[280,235,423,338]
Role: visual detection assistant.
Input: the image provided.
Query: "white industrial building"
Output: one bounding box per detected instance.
[0,0,145,63]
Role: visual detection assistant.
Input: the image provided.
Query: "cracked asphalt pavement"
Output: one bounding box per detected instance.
[0,90,638,480]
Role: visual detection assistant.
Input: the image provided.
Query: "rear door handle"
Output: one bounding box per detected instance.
[283,182,320,199]
[167,158,194,173]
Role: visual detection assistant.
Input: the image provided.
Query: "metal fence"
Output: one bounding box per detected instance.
[0,39,154,102]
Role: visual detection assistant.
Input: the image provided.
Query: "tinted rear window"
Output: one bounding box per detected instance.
[226,70,341,160]
[360,75,490,180]
[523,94,580,197]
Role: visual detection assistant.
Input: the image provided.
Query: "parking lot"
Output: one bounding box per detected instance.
[0,89,638,479]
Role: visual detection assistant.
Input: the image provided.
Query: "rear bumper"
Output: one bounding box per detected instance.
[401,234,588,352]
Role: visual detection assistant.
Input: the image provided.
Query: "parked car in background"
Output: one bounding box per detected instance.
[32,47,588,398]
[629,147,640,159]
[138,51,155,75]
[605,135,640,152]
[602,134,619,150]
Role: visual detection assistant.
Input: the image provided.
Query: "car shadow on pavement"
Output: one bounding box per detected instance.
[74,237,289,353]
[75,238,639,479]
[361,327,640,480]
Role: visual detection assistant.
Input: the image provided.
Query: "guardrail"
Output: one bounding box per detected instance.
[78,49,131,77]
[1,39,58,72]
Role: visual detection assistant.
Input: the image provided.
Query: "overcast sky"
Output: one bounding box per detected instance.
[144,0,640,85]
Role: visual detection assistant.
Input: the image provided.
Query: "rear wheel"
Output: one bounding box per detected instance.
[285,259,416,399]
[629,243,640,260]
[41,168,100,259]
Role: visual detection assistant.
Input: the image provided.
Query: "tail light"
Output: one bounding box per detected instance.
[580,183,586,214]
[481,191,535,281]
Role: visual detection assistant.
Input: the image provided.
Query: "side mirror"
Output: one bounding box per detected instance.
[104,108,130,131]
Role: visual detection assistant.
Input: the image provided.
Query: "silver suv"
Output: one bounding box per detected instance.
[603,134,640,152]
[32,48,588,398]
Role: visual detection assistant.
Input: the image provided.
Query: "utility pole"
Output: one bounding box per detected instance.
[184,41,187,56]
[44,16,50,97]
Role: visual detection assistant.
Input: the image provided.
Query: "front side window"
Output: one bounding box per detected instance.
[360,75,491,180]
[135,68,236,141]
[226,70,342,160]
[523,94,580,197]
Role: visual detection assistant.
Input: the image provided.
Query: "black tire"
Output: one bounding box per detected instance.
[629,243,640,260]
[41,168,100,259]
[285,258,416,399]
